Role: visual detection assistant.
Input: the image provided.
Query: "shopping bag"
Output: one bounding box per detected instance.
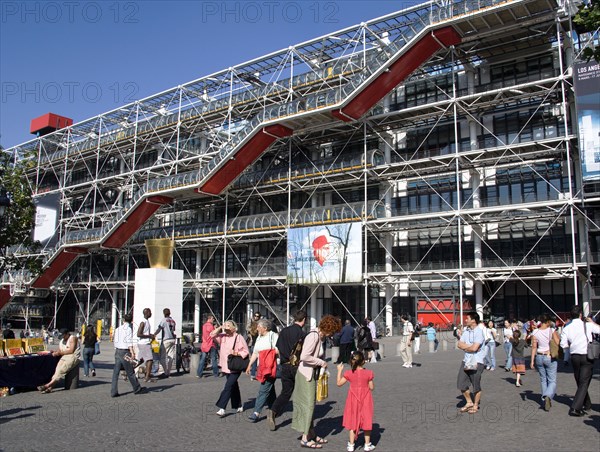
[316,370,329,402]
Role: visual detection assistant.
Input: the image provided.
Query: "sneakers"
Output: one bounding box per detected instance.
[216,408,225,417]
[516,382,521,387]
[91,370,96,377]
[544,396,552,411]
[364,442,376,451]
[134,387,149,395]
[236,407,244,413]
[266,409,276,431]
[402,362,409,367]
[247,412,260,423]
[347,442,355,452]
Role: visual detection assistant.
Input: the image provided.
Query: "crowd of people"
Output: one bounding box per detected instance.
[456,306,600,417]
[5,301,597,449]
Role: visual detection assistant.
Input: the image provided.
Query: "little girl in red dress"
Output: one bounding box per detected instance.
[336,351,375,452]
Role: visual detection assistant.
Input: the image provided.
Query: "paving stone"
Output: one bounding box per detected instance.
[0,338,598,451]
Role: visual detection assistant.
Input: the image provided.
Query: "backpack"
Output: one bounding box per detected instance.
[357,327,372,350]
[289,331,315,366]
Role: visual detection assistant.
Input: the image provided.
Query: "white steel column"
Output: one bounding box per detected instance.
[310,292,318,329]
[383,131,394,334]
[556,18,581,312]
[110,289,118,329]
[110,255,120,329]
[194,249,202,336]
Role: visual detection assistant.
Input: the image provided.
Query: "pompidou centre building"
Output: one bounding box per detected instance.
[2,0,600,335]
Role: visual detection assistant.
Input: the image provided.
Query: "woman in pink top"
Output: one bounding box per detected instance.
[530,313,560,411]
[211,320,249,417]
[292,315,341,449]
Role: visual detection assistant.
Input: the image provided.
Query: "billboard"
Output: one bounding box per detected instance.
[574,61,600,181]
[33,193,60,247]
[287,222,362,284]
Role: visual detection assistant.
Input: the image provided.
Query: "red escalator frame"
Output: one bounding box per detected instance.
[103,195,173,248]
[31,246,88,289]
[332,26,461,122]
[199,124,293,195]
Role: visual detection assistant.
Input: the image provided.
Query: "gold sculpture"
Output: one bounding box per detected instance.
[144,238,175,269]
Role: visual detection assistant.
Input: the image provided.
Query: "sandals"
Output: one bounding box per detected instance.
[312,437,328,445]
[300,440,323,449]
[467,405,479,414]
[459,404,474,413]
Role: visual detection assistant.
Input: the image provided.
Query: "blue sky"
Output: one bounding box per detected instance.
[0,1,421,148]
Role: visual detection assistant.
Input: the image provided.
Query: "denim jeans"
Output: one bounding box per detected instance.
[82,347,96,376]
[534,354,557,400]
[111,349,141,397]
[197,347,219,377]
[503,341,513,369]
[248,346,257,377]
[486,342,496,369]
[253,376,276,414]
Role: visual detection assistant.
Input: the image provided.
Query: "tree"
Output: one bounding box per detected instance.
[0,147,41,279]
[574,0,600,62]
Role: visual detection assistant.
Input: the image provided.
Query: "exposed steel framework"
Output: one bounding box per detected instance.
[3,0,598,335]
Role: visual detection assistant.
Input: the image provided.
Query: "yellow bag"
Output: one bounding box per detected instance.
[316,371,329,402]
[151,340,160,354]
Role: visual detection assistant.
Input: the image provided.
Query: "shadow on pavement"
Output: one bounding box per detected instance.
[0,405,40,424]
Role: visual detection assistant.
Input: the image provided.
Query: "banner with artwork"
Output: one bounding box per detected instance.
[574,61,600,181]
[33,192,60,247]
[287,222,362,284]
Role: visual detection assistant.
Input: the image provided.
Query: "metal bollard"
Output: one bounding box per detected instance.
[190,353,200,374]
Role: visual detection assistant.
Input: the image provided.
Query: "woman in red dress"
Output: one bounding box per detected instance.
[336,351,375,452]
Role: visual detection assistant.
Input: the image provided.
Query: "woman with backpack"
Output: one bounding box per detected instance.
[292,315,341,449]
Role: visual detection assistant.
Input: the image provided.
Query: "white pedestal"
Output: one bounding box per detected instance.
[133,268,184,337]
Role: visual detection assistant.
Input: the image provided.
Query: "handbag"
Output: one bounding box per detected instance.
[464,353,478,371]
[547,328,562,359]
[94,342,100,355]
[316,369,329,402]
[227,335,249,372]
[583,321,600,360]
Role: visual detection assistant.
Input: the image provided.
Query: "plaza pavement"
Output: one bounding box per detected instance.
[0,336,598,451]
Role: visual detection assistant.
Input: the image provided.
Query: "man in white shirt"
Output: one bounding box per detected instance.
[137,308,155,383]
[111,313,147,397]
[560,305,600,416]
[367,318,378,363]
[400,314,414,368]
[154,308,177,377]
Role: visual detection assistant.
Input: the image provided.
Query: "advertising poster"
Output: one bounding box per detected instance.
[574,61,600,180]
[287,222,362,284]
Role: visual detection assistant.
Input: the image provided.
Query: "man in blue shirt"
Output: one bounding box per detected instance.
[336,320,355,364]
[456,311,485,414]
